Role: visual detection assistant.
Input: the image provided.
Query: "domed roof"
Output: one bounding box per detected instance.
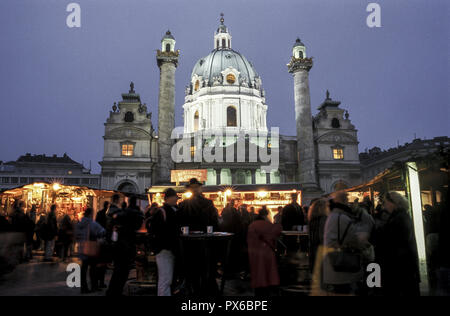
[162,30,174,41]
[293,38,305,47]
[191,49,259,86]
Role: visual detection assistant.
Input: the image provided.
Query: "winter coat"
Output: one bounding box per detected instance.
[75,217,105,260]
[40,212,58,241]
[146,203,178,254]
[375,208,420,296]
[247,219,282,289]
[323,203,363,285]
[177,194,219,232]
[281,202,304,231]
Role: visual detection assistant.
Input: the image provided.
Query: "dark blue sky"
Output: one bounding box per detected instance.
[0,0,448,173]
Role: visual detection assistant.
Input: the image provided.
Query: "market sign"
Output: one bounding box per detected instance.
[171,169,207,184]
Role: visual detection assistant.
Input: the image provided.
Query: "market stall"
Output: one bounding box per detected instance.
[0,182,126,220]
[148,183,302,218]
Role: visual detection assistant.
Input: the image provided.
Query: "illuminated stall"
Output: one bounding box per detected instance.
[0,182,126,220]
[148,183,302,217]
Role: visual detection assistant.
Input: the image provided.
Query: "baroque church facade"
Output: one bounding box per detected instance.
[99,16,361,198]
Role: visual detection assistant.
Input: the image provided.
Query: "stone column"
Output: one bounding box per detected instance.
[215,168,221,185]
[288,57,319,190]
[156,50,179,184]
[251,170,256,185]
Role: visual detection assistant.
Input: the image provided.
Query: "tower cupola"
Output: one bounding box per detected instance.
[214,13,232,50]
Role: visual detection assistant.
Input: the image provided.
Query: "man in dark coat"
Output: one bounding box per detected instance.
[147,188,179,296]
[176,178,219,295]
[177,178,219,231]
[95,201,109,229]
[281,193,305,231]
[106,195,144,296]
[376,192,420,296]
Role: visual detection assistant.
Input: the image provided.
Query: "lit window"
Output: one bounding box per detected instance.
[190,146,196,158]
[333,148,344,160]
[122,144,134,156]
[194,80,200,91]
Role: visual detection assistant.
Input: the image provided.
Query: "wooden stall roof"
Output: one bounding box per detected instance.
[148,183,303,194]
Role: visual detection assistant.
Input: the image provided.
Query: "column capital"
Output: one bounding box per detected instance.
[287,57,313,73]
[156,50,179,68]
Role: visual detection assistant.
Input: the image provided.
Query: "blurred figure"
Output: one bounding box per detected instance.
[249,206,257,221]
[145,202,159,220]
[308,198,330,272]
[76,208,105,294]
[106,195,144,296]
[273,206,283,225]
[376,192,420,296]
[95,201,109,230]
[58,214,74,262]
[11,200,28,262]
[146,188,179,296]
[437,198,450,296]
[247,207,282,296]
[42,205,58,262]
[281,193,304,231]
[323,191,364,295]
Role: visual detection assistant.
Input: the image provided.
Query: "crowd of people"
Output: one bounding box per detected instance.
[0,178,448,297]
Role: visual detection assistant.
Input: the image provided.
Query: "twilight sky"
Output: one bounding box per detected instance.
[0,0,448,173]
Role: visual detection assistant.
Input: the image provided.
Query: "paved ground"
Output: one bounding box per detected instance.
[0,254,253,296]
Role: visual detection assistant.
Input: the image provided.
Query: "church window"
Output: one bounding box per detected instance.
[122,143,134,157]
[193,111,199,132]
[216,40,219,48]
[124,111,134,123]
[165,43,171,52]
[222,39,226,48]
[227,106,237,127]
[194,80,200,91]
[333,148,344,160]
[226,73,236,84]
[228,39,230,47]
[190,146,196,158]
[298,51,303,58]
[331,118,340,128]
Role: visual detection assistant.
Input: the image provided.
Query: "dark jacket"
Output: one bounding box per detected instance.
[146,203,178,254]
[41,212,58,241]
[177,194,219,232]
[221,206,241,234]
[95,208,108,229]
[112,206,144,245]
[375,208,420,296]
[281,202,304,230]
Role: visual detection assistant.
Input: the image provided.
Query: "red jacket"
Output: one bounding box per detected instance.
[247,219,282,288]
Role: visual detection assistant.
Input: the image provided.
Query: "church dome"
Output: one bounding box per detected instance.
[191,49,259,87]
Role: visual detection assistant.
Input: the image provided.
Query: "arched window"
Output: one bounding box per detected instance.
[228,39,230,48]
[165,43,171,52]
[227,106,237,127]
[298,51,303,58]
[216,40,219,48]
[193,111,199,132]
[331,118,340,128]
[124,111,134,122]
[194,80,200,91]
[222,39,226,48]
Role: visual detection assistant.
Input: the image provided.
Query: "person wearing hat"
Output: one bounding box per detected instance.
[176,178,220,295]
[146,187,179,296]
[177,178,219,232]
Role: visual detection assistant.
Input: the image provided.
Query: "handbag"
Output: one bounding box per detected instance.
[328,214,361,273]
[80,223,100,258]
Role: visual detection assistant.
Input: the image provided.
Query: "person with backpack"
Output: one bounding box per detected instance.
[75,208,105,294]
[322,191,365,295]
[146,188,179,296]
